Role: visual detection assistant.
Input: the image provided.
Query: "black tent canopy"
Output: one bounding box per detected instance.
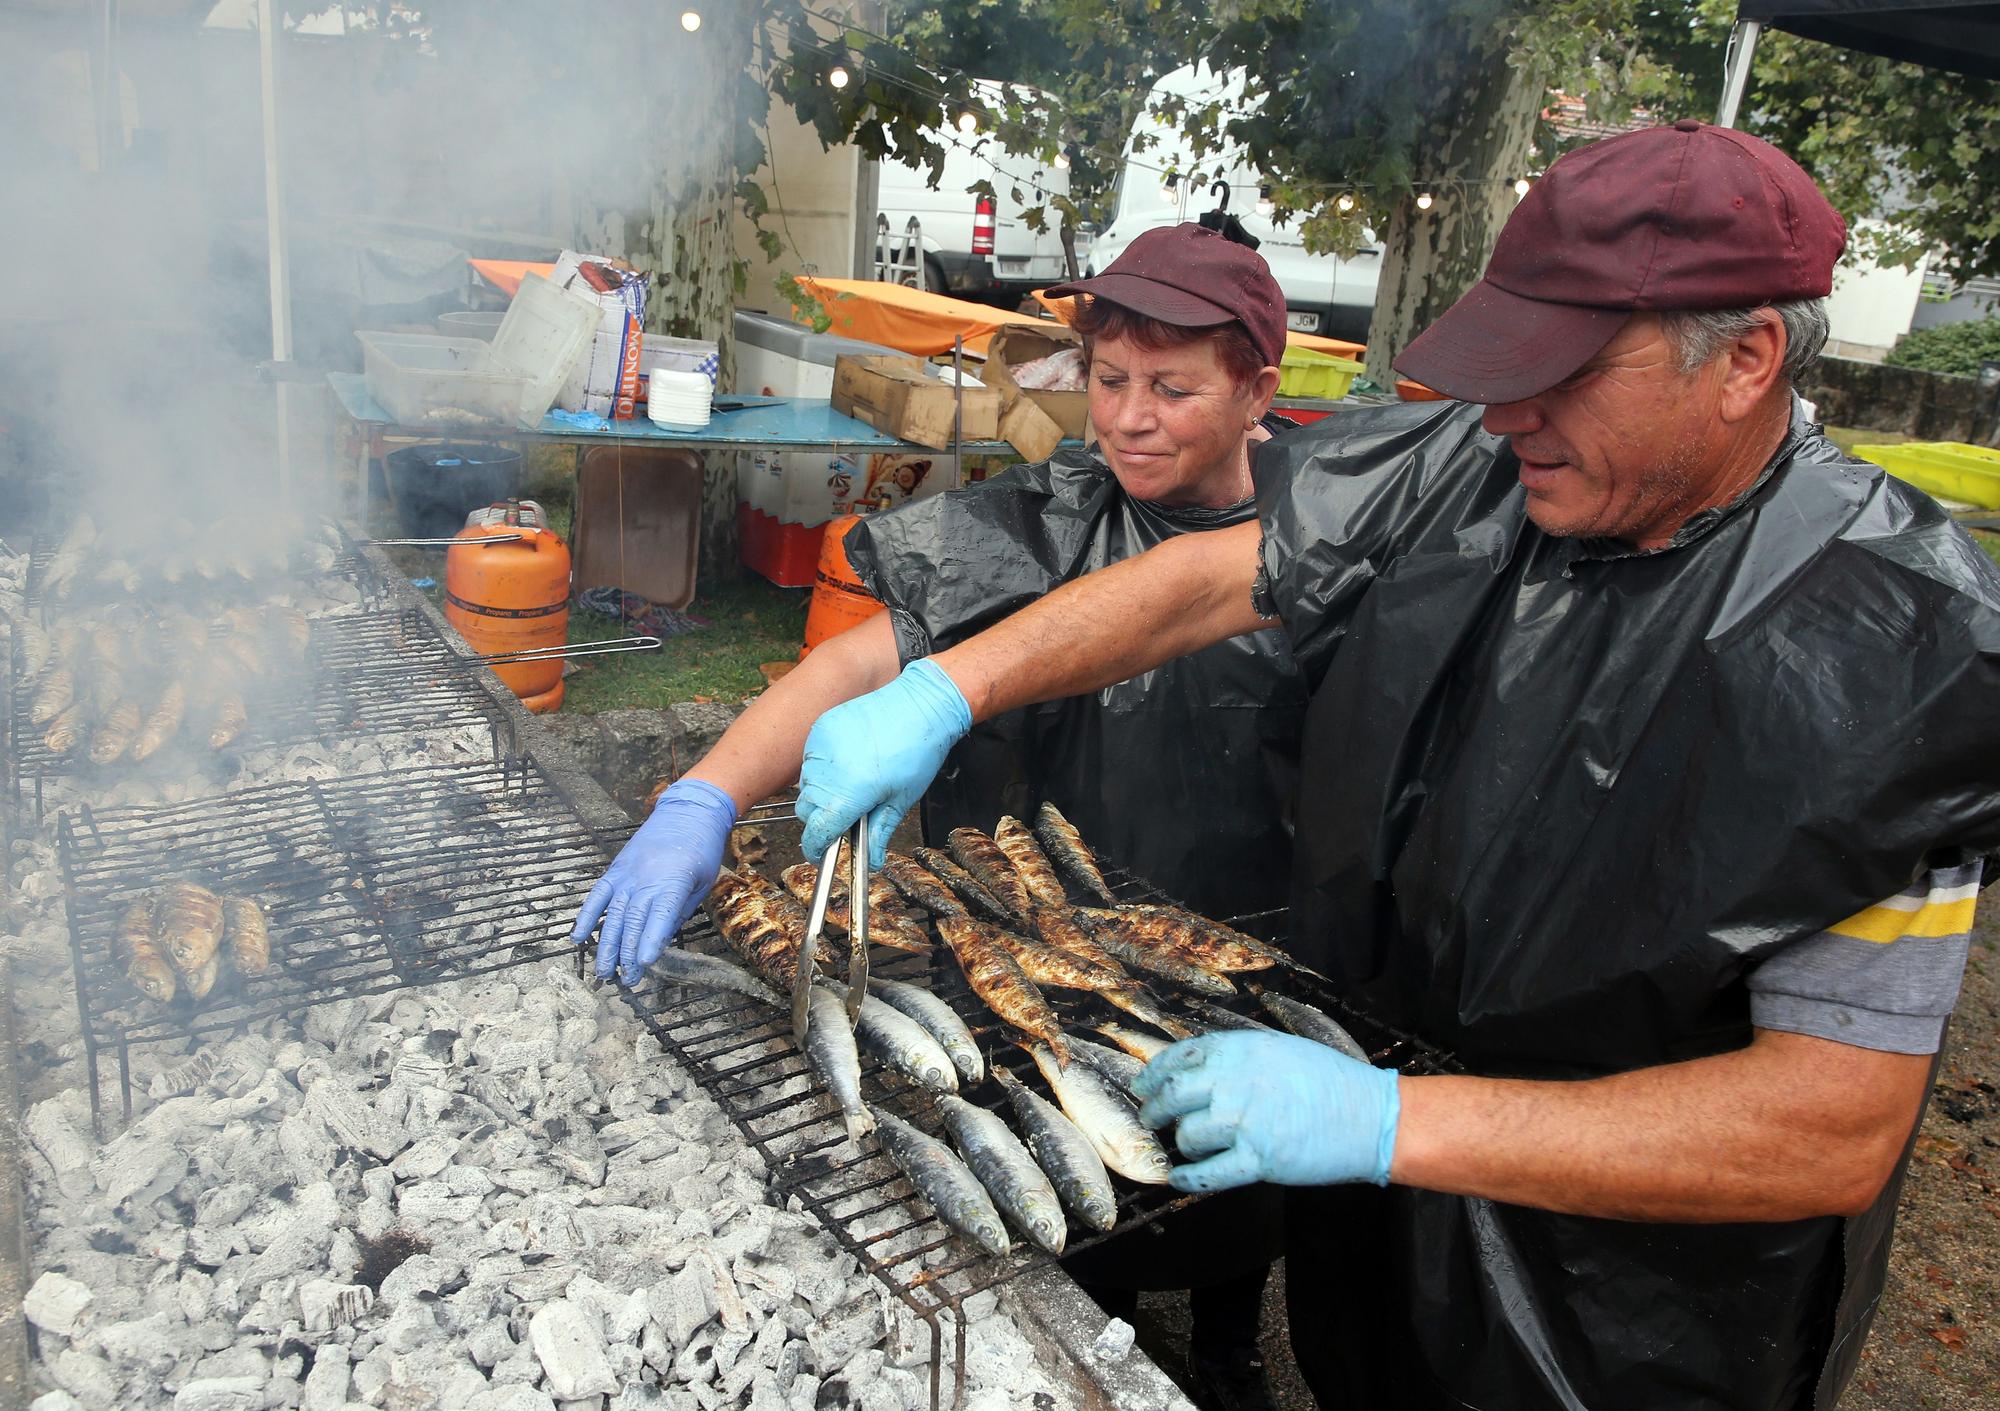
[1720,1,2000,125]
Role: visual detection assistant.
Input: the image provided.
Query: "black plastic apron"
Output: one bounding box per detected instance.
[1253,400,2000,1409]
[847,445,1311,1287]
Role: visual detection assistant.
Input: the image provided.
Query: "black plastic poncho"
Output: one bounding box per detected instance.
[845,445,1309,921]
[846,444,1310,1290]
[1254,399,2000,1411]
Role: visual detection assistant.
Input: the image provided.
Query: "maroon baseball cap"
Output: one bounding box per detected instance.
[1395,120,1848,404]
[1047,223,1287,368]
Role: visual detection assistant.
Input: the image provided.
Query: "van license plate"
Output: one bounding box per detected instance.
[1285,310,1321,332]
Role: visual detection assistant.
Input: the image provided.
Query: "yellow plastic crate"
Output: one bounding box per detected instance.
[1852,442,2000,510]
[1278,346,1364,400]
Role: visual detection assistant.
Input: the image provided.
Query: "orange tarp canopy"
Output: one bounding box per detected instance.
[1034,290,1363,359]
[469,259,555,296]
[795,278,1052,358]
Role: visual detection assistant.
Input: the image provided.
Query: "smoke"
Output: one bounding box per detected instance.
[0,1,743,533]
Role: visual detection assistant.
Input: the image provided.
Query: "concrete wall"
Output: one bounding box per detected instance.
[1824,222,1927,361]
[1801,355,1996,443]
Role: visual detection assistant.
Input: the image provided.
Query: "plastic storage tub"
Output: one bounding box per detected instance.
[1852,441,2000,509]
[360,272,598,430]
[1278,346,1364,400]
[384,443,525,538]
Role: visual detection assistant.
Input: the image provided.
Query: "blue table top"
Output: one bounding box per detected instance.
[326,372,1030,455]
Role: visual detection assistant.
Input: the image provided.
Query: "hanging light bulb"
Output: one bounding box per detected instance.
[1336,193,1355,214]
[1513,177,1531,197]
[829,65,851,90]
[1053,153,1071,170]
[679,9,701,32]
[1416,192,1435,211]
[956,111,979,135]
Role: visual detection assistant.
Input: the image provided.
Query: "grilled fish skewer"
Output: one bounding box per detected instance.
[1032,802,1121,907]
[938,916,1070,1062]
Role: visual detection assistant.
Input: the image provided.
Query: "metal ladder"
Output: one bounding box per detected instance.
[874,213,925,288]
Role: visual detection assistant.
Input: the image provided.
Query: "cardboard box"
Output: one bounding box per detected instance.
[983,324,1090,460]
[831,355,1000,450]
[551,251,649,418]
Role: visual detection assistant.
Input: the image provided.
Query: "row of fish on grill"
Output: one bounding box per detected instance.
[113,881,275,1007]
[29,511,344,606]
[653,803,1369,1260]
[11,598,310,764]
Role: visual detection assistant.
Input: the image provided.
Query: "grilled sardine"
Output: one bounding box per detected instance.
[938,1093,1066,1254]
[994,816,1068,907]
[984,922,1191,1039]
[867,975,984,1084]
[871,1109,1010,1256]
[157,882,225,977]
[704,870,831,991]
[1028,904,1129,976]
[114,898,175,1004]
[222,896,272,976]
[183,946,222,1002]
[28,668,75,725]
[947,828,1035,921]
[913,846,1015,925]
[1073,908,1237,997]
[42,703,86,755]
[1026,1042,1172,1185]
[1032,802,1120,906]
[993,1067,1117,1232]
[207,692,248,750]
[88,699,141,765]
[938,916,1070,1062]
[1095,1023,1173,1064]
[879,853,969,920]
[776,863,932,955]
[130,681,187,762]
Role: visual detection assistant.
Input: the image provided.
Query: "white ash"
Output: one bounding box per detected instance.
[8,923,1076,1411]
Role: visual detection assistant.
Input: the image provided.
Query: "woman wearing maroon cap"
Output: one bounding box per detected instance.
[579,223,1304,1411]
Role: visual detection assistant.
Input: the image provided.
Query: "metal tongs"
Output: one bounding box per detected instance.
[792,815,870,1047]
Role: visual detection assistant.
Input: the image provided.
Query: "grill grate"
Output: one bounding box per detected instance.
[7,602,515,808]
[57,757,601,1130]
[619,809,1455,1411]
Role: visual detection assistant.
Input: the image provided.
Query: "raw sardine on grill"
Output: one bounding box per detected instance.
[938,1093,1067,1254]
[871,1108,1010,1256]
[208,692,248,750]
[776,863,932,955]
[938,916,1070,1062]
[867,975,985,1084]
[157,882,226,977]
[912,847,1015,925]
[1095,1023,1174,1064]
[1025,1042,1172,1185]
[114,897,176,1004]
[1255,989,1370,1062]
[42,703,87,755]
[222,896,273,976]
[28,668,74,726]
[993,1067,1118,1232]
[806,986,875,1145]
[852,990,958,1094]
[88,699,141,765]
[1032,803,1121,907]
[648,946,784,1008]
[946,828,1036,921]
[993,816,1069,907]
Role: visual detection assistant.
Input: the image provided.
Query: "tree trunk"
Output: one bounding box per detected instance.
[569,3,753,585]
[1363,53,1543,390]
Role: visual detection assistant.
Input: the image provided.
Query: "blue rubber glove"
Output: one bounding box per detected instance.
[796,658,973,866]
[571,777,737,986]
[1132,1030,1401,1193]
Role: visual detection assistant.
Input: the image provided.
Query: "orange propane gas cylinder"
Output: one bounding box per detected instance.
[445,500,571,710]
[798,510,886,659]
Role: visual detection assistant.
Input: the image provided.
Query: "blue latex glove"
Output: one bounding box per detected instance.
[796,658,972,865]
[1132,1030,1401,1193]
[572,777,737,985]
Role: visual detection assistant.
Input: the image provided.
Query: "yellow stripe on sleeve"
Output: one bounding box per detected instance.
[1827,895,1978,945]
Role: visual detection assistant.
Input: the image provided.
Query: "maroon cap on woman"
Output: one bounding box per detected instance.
[1394,120,1848,405]
[1047,223,1288,368]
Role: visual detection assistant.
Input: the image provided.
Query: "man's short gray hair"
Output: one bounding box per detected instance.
[1659,299,1830,383]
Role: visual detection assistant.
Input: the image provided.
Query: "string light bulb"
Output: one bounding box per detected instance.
[679,9,701,31]
[1054,153,1070,170]
[1336,193,1355,213]
[829,65,850,89]
[1415,192,1435,211]
[956,111,978,135]
[1513,177,1531,197]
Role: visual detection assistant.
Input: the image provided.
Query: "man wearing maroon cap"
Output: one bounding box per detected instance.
[790,121,2000,1408]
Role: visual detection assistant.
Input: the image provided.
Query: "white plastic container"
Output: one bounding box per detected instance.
[359,272,598,430]
[648,369,713,430]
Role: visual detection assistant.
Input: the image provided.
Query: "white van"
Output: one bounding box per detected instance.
[873,80,1077,301]
[1089,63,1382,341]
